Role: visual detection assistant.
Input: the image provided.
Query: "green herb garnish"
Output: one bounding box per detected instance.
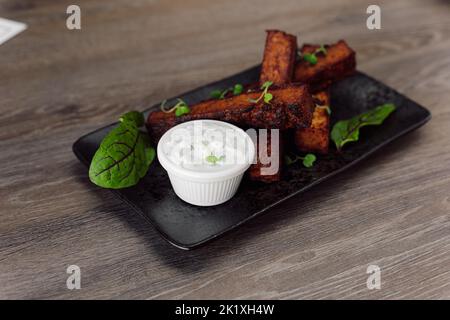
[249,81,273,104]
[331,103,396,151]
[301,45,328,65]
[316,44,327,55]
[160,99,190,117]
[264,92,273,104]
[285,153,316,168]
[210,89,223,99]
[210,84,244,99]
[219,88,231,99]
[89,111,155,189]
[233,84,244,95]
[303,53,318,65]
[205,154,225,165]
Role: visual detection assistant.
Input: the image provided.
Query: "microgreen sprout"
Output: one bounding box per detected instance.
[316,44,327,55]
[285,153,316,168]
[160,99,190,117]
[300,44,328,65]
[210,84,244,99]
[232,84,244,95]
[303,53,318,65]
[248,81,273,104]
[205,154,225,165]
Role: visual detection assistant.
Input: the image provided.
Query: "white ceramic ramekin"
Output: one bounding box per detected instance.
[157,120,255,206]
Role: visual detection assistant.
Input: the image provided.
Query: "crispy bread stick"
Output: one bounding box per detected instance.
[248,130,284,183]
[259,30,297,86]
[147,84,315,140]
[295,90,330,154]
[294,40,356,92]
[250,30,297,182]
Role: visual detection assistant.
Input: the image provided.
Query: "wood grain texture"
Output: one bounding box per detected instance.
[1,0,450,299]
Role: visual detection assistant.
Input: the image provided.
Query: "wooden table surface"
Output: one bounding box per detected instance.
[1,0,449,299]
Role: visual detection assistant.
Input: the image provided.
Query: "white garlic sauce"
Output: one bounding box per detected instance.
[162,122,248,172]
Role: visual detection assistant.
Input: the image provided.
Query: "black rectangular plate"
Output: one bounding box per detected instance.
[73,67,431,250]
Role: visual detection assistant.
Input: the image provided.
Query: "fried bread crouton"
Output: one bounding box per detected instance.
[259,30,297,86]
[294,40,356,92]
[147,84,315,140]
[294,90,330,154]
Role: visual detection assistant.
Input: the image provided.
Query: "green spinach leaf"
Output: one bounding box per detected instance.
[331,103,396,151]
[89,111,155,189]
[119,111,144,127]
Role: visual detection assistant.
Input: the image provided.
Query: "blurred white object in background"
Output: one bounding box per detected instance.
[0,17,26,46]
